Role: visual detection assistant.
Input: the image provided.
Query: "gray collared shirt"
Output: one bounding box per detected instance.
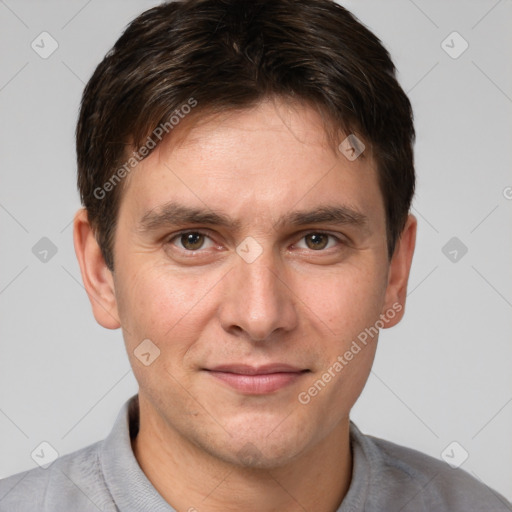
[1,395,511,512]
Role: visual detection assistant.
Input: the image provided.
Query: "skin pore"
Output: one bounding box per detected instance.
[73,98,416,512]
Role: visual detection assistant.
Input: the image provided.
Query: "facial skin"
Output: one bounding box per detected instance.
[74,98,416,512]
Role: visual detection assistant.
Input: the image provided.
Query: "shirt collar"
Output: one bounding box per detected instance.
[99,394,371,512]
[100,394,176,512]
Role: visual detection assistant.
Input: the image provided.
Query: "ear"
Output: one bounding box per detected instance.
[381,214,417,328]
[73,208,121,329]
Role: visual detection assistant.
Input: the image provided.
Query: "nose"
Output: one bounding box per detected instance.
[218,246,299,342]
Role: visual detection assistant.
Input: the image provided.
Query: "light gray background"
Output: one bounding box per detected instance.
[1,0,511,503]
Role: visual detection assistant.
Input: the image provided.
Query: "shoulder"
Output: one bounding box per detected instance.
[0,441,116,512]
[355,427,512,512]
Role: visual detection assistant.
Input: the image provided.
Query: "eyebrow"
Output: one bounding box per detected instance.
[138,203,242,232]
[276,205,368,231]
[137,201,369,233]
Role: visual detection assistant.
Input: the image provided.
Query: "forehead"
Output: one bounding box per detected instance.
[118,99,383,229]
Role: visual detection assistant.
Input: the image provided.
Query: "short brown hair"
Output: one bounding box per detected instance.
[77,0,415,270]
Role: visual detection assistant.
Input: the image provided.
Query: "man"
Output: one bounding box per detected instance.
[1,0,510,510]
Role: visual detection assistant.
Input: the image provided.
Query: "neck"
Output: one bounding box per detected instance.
[131,396,352,512]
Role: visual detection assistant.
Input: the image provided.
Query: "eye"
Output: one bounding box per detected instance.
[296,232,340,251]
[170,231,216,251]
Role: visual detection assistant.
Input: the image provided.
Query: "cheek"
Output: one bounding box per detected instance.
[115,261,219,352]
[299,262,387,342]
[115,264,212,397]
[294,271,383,428]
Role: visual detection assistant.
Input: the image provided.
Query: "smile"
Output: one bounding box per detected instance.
[205,364,310,394]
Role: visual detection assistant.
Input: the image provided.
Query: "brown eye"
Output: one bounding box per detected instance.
[304,233,330,250]
[179,232,205,250]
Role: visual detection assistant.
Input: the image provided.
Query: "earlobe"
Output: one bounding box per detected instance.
[381,214,417,328]
[73,208,121,329]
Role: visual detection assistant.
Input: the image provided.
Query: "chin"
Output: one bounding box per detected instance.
[204,415,316,469]
[215,439,307,470]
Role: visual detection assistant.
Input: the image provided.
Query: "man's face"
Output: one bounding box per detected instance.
[107,99,402,467]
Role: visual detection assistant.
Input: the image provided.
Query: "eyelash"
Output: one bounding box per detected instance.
[167,230,346,253]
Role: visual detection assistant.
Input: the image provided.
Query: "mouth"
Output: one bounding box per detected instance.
[204,364,310,394]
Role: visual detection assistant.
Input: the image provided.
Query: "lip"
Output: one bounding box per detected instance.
[205,364,309,394]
